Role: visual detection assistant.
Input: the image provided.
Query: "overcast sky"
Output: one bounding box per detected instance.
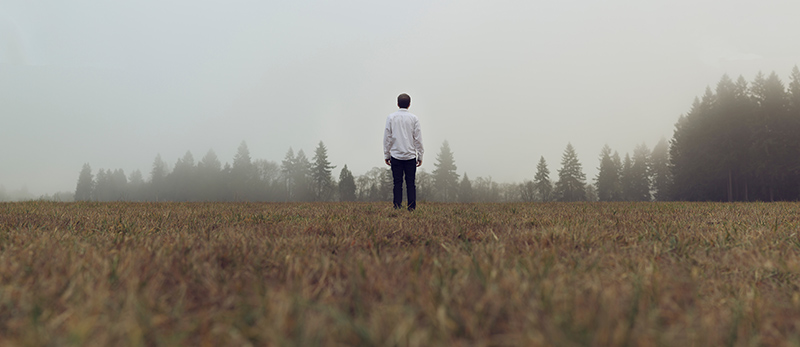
[2,0,799,196]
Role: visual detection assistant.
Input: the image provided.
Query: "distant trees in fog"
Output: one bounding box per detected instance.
[533,157,553,202]
[338,165,357,202]
[593,141,666,202]
[66,138,665,203]
[432,141,459,202]
[71,139,569,203]
[72,140,378,202]
[63,67,800,203]
[669,68,800,201]
[586,67,800,202]
[0,185,39,202]
[554,143,586,201]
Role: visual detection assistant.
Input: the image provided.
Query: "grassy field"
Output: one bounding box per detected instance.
[2,201,800,346]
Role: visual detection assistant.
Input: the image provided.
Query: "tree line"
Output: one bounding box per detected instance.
[669,67,800,201]
[68,67,800,203]
[72,139,546,203]
[70,138,649,203]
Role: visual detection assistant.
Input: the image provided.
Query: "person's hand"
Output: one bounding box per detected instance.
[416,160,422,167]
[385,159,391,166]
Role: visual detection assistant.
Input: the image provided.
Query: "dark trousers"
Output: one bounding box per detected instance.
[390,157,416,210]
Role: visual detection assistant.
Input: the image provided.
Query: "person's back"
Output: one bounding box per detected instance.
[383,93,423,210]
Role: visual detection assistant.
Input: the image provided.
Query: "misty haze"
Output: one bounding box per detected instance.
[6,2,800,345]
[1,1,800,201]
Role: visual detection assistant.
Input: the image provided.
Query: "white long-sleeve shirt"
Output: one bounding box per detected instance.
[383,108,424,161]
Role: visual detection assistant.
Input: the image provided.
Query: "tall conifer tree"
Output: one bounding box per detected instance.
[338,165,356,202]
[459,173,474,203]
[533,156,552,202]
[311,141,336,201]
[650,138,672,201]
[629,143,651,201]
[280,148,296,201]
[75,163,94,201]
[554,143,586,202]
[432,141,459,202]
[595,144,622,201]
[149,154,168,201]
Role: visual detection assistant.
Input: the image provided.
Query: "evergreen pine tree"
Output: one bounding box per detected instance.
[128,169,145,201]
[311,141,336,201]
[650,138,672,201]
[533,156,553,202]
[75,163,94,201]
[554,143,586,202]
[751,72,791,200]
[280,148,296,201]
[149,154,169,201]
[595,144,622,201]
[232,142,251,169]
[95,169,111,201]
[630,143,651,201]
[293,150,312,201]
[789,66,800,112]
[231,141,256,201]
[338,165,356,201]
[198,149,222,201]
[670,95,713,201]
[432,140,459,202]
[620,153,634,201]
[789,66,800,192]
[170,151,196,201]
[111,169,127,201]
[458,173,474,203]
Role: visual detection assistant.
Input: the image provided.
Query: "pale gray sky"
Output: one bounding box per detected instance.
[2,0,799,196]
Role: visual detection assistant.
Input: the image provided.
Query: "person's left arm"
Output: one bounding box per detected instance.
[383,116,393,166]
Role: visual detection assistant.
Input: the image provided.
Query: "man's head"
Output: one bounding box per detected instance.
[397,93,411,109]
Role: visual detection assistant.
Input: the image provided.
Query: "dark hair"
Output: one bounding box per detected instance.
[397,93,411,108]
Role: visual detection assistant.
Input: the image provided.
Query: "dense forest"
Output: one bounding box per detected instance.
[670,68,800,201]
[17,67,800,203]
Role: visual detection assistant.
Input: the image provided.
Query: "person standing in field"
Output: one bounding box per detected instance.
[384,93,424,211]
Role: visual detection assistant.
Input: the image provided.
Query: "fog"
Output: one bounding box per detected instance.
[2,0,799,197]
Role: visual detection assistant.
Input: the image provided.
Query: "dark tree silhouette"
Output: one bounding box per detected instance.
[555,143,586,202]
[75,163,94,201]
[149,154,169,201]
[293,150,313,201]
[459,173,474,203]
[280,148,296,201]
[432,140,459,202]
[311,141,335,201]
[650,138,672,201]
[197,149,222,201]
[670,70,800,201]
[338,165,356,202]
[627,143,651,201]
[231,142,256,201]
[595,144,622,201]
[533,156,553,202]
[169,151,196,201]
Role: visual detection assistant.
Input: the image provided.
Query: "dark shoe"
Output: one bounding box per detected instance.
[408,207,415,212]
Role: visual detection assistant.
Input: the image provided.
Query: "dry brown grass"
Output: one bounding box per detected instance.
[2,201,800,346]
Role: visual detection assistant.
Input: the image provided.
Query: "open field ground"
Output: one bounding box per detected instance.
[2,202,800,346]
